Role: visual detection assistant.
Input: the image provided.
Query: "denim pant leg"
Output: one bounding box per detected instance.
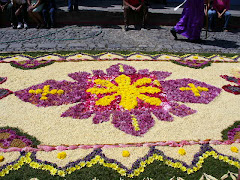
[208,9,216,29]
[223,11,231,29]
[68,0,73,11]
[49,8,55,25]
[42,8,48,24]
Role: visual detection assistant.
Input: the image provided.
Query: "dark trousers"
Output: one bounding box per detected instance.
[42,7,55,26]
[68,0,78,11]
[10,4,28,25]
[123,4,148,26]
[0,2,12,22]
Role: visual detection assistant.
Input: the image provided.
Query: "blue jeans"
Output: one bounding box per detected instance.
[68,0,78,11]
[42,7,55,26]
[208,9,231,29]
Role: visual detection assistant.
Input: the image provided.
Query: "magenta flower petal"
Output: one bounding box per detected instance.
[61,103,93,119]
[93,111,111,124]
[92,70,106,77]
[152,109,173,121]
[151,71,172,80]
[68,72,91,82]
[160,78,221,104]
[106,63,137,76]
[169,102,196,117]
[112,110,155,136]
[15,80,86,107]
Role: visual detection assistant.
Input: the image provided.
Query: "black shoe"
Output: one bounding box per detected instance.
[142,24,150,30]
[170,27,177,39]
[124,25,129,31]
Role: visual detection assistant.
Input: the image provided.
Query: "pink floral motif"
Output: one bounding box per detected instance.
[0,77,13,100]
[15,64,221,136]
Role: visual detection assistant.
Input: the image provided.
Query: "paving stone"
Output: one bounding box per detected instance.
[8,43,22,49]
[0,26,239,53]
[23,44,37,48]
[0,44,8,50]
[38,43,57,49]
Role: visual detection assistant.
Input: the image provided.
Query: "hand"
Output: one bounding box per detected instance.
[217,12,222,18]
[28,5,34,11]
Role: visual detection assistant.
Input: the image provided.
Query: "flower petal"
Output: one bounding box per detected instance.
[61,103,93,119]
[0,77,7,84]
[161,78,221,104]
[152,109,173,121]
[68,72,91,83]
[169,102,196,117]
[92,70,106,77]
[93,111,111,124]
[151,71,172,80]
[106,64,137,76]
[0,89,13,100]
[112,110,155,136]
[15,80,86,107]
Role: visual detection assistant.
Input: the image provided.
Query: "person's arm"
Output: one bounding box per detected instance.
[1,0,10,11]
[15,4,24,15]
[31,0,42,8]
[123,0,137,10]
[219,8,226,18]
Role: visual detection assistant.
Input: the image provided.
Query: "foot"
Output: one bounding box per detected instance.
[223,28,228,32]
[11,23,17,29]
[170,27,177,39]
[208,28,213,32]
[124,25,129,31]
[17,23,23,29]
[142,24,150,30]
[24,23,28,29]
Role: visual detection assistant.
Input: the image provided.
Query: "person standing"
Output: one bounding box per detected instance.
[123,0,148,31]
[208,0,231,32]
[170,0,205,41]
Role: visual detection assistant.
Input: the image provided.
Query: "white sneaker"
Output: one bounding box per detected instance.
[17,23,23,29]
[24,23,28,29]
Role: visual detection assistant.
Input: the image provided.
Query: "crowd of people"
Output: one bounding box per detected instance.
[0,0,56,29]
[0,0,231,35]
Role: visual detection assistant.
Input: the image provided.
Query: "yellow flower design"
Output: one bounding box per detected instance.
[86,74,162,110]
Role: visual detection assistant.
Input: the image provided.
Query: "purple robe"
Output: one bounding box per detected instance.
[175,0,204,40]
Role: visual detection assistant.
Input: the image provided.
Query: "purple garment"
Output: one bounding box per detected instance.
[175,0,204,40]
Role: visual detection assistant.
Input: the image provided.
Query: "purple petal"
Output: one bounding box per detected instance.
[161,78,221,104]
[152,109,173,121]
[15,80,86,107]
[106,63,137,76]
[151,71,172,80]
[68,72,91,82]
[92,70,106,77]
[93,111,111,124]
[112,110,155,136]
[169,102,196,117]
[138,69,149,75]
[61,103,93,119]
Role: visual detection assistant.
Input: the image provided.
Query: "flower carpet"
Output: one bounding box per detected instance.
[0,52,240,179]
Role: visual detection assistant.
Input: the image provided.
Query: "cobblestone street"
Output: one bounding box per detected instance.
[0,25,239,53]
